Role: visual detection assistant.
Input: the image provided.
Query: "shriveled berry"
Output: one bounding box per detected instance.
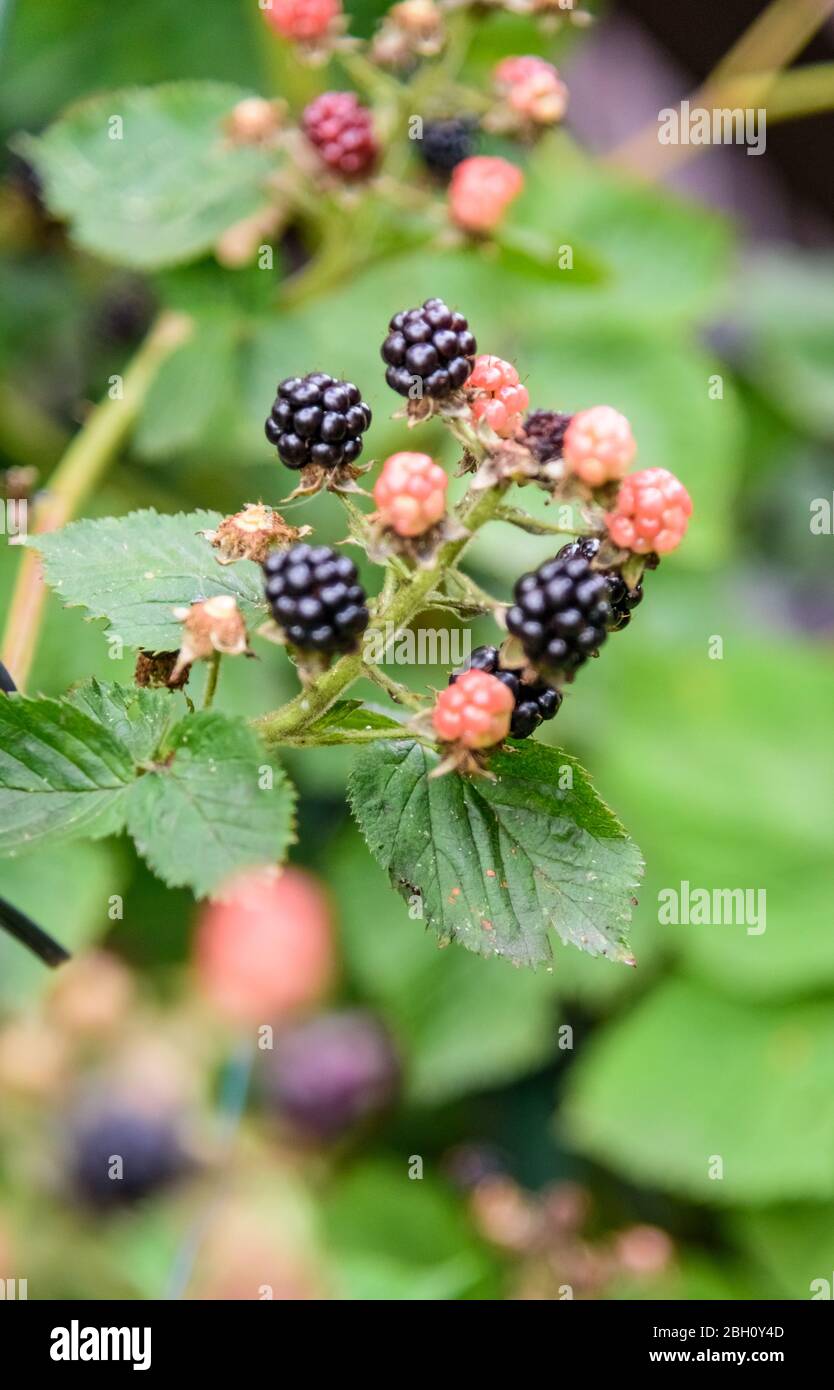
[450,646,561,739]
[264,543,369,653]
[264,0,341,42]
[468,354,529,438]
[523,409,573,463]
[263,1010,400,1141]
[373,451,448,536]
[449,156,524,234]
[563,405,636,487]
[606,467,692,554]
[302,92,379,179]
[506,552,611,677]
[433,667,514,749]
[266,372,371,471]
[419,117,477,175]
[382,298,476,399]
[494,55,569,125]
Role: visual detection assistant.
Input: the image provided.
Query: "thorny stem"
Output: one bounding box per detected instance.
[1,311,193,691]
[255,478,508,745]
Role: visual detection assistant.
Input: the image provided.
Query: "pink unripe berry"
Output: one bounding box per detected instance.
[606,467,693,555]
[373,451,448,537]
[433,669,514,749]
[494,56,569,124]
[263,0,341,41]
[468,354,530,438]
[195,867,335,1023]
[563,405,637,487]
[449,156,524,235]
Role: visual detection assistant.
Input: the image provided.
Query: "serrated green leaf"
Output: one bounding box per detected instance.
[564,978,834,1204]
[17,82,280,269]
[127,711,295,897]
[0,692,137,850]
[0,684,295,897]
[27,509,266,651]
[348,739,642,968]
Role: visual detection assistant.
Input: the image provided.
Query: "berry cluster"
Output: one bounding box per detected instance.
[303,92,378,179]
[506,551,611,678]
[468,354,529,438]
[265,373,372,471]
[419,117,477,175]
[433,668,515,749]
[373,450,448,537]
[382,298,476,399]
[451,646,562,739]
[264,543,369,653]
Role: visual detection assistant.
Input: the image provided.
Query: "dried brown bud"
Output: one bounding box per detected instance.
[202,502,310,566]
[135,649,190,690]
[171,596,249,681]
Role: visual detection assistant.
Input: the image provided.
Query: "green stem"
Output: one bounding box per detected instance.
[495,505,596,538]
[203,652,221,709]
[363,664,427,710]
[281,725,434,748]
[256,479,507,744]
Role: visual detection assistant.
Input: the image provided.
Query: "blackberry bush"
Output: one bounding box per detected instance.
[265,373,372,471]
[263,543,370,653]
[381,298,476,399]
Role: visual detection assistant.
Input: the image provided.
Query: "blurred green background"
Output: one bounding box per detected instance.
[0,0,832,1300]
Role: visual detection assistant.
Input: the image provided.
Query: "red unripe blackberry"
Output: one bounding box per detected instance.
[606,467,692,554]
[265,372,371,471]
[302,92,379,179]
[494,55,569,124]
[468,354,529,438]
[449,156,524,234]
[523,409,573,463]
[556,538,644,631]
[264,0,341,42]
[373,451,448,536]
[263,543,369,653]
[433,668,514,749]
[563,405,636,487]
[381,298,476,399]
[450,646,562,739]
[506,552,611,677]
[263,1010,400,1141]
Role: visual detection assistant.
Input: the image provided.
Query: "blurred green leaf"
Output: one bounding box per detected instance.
[733,1203,834,1300]
[564,977,834,1204]
[134,314,240,459]
[328,824,560,1105]
[28,509,266,651]
[17,82,280,269]
[348,738,642,967]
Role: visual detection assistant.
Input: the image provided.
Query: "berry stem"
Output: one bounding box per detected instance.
[362,664,427,711]
[495,504,600,538]
[1,311,193,690]
[255,476,508,745]
[202,652,222,709]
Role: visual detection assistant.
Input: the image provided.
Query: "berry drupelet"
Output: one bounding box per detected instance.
[451,645,562,739]
[302,92,378,179]
[265,373,372,471]
[506,551,611,677]
[419,117,477,175]
[382,298,476,399]
[264,543,370,654]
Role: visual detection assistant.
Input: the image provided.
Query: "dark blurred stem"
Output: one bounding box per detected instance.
[203,652,221,709]
[0,895,70,968]
[0,311,192,691]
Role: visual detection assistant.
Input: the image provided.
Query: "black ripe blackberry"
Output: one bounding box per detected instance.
[69,1106,189,1208]
[264,544,369,654]
[506,552,611,676]
[557,537,644,631]
[381,298,476,399]
[419,117,477,176]
[451,645,562,739]
[523,409,573,463]
[265,373,372,471]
